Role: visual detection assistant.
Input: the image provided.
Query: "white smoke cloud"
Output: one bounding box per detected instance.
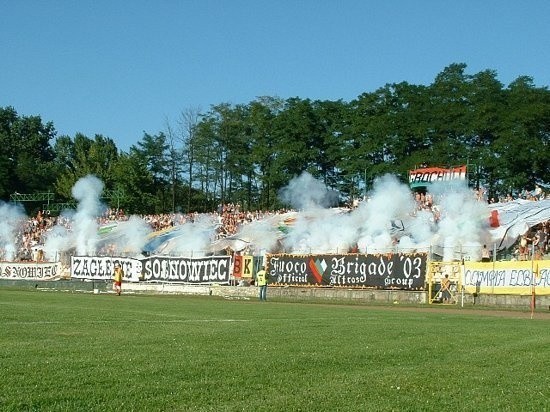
[106,215,153,256]
[279,171,339,210]
[404,209,437,249]
[43,223,72,262]
[235,219,281,254]
[44,175,162,259]
[154,215,219,257]
[31,172,494,263]
[429,180,490,261]
[0,201,26,261]
[354,174,417,252]
[282,208,356,253]
[272,172,492,260]
[277,174,418,254]
[71,175,105,255]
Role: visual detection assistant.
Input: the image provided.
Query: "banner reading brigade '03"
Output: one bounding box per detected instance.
[268,253,426,289]
[142,255,231,284]
[71,256,142,282]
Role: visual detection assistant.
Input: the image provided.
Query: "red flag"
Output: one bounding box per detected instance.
[489,210,500,228]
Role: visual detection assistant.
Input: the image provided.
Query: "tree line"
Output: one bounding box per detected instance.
[1,63,549,215]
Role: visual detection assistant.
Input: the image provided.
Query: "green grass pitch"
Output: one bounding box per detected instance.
[0,289,548,411]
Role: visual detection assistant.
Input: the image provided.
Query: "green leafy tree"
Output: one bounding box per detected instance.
[54,133,119,200]
[268,98,320,206]
[8,62,550,212]
[247,97,284,209]
[0,106,19,198]
[129,132,174,212]
[457,69,504,192]
[219,104,256,208]
[490,76,550,195]
[426,63,472,167]
[309,99,347,194]
[177,107,202,213]
[0,106,56,200]
[346,87,401,189]
[109,151,158,214]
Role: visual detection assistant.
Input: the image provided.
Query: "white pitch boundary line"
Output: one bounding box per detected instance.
[3,317,332,325]
[3,319,251,325]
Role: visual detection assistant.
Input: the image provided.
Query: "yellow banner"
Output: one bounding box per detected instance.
[242,256,254,278]
[463,260,550,295]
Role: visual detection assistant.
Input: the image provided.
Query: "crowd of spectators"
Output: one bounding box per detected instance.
[517,222,549,261]
[2,183,549,263]
[216,203,292,237]
[4,203,292,262]
[486,184,549,203]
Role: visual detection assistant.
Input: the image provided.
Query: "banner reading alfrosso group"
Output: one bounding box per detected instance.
[268,253,426,289]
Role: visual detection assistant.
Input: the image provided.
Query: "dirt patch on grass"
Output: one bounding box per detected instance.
[302,300,550,319]
[366,303,550,320]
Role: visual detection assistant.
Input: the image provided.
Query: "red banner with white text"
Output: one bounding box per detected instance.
[409,165,467,188]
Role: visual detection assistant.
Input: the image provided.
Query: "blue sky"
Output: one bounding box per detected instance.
[2,1,549,151]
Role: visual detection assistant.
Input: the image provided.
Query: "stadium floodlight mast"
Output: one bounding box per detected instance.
[102,189,125,210]
[9,189,125,213]
[10,192,56,211]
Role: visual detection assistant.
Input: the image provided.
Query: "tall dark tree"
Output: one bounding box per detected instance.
[54,133,119,200]
[0,106,19,198]
[269,98,319,205]
[6,63,550,212]
[130,132,171,212]
[464,69,506,192]
[426,63,472,167]
[177,107,202,213]
[110,151,157,214]
[248,96,284,209]
[0,106,56,199]
[491,76,550,195]
[346,86,402,189]
[310,99,347,192]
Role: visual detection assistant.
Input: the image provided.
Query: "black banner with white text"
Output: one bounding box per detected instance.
[141,255,231,284]
[71,255,231,284]
[268,253,426,289]
[71,256,142,282]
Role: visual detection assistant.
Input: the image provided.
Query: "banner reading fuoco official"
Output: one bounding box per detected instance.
[268,253,426,289]
[142,255,231,284]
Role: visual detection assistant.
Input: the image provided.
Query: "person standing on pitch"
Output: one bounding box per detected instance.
[255,265,268,301]
[113,262,124,296]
